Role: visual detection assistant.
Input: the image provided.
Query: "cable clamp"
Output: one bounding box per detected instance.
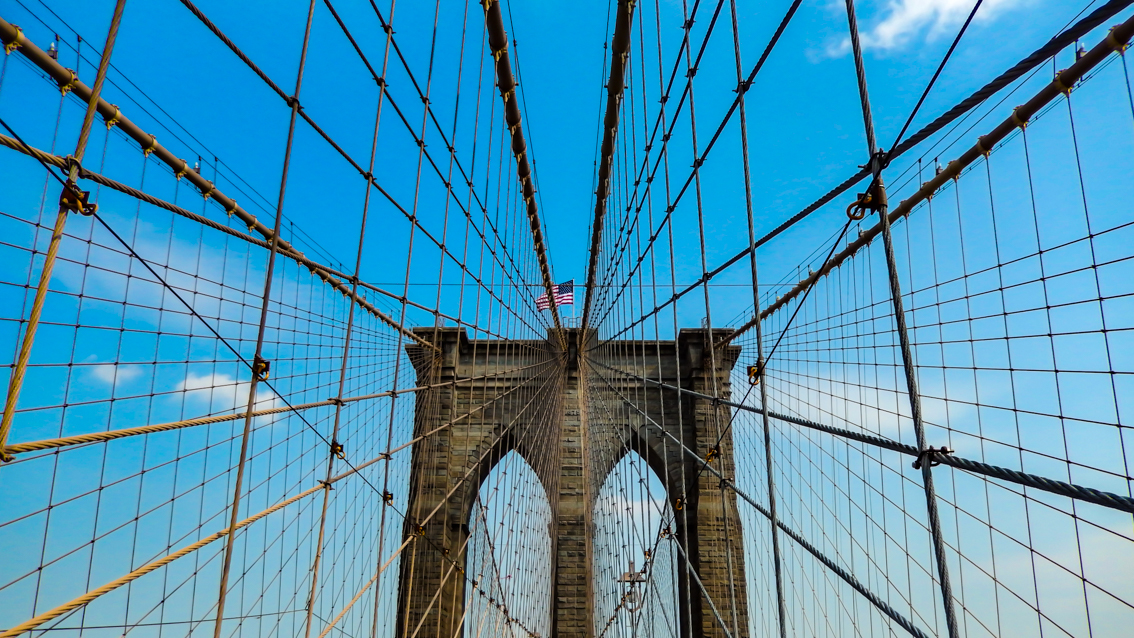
[252,355,270,380]
[104,104,121,129]
[1107,26,1128,52]
[142,134,158,157]
[382,490,394,505]
[976,135,991,157]
[225,200,238,218]
[414,524,426,537]
[175,159,190,180]
[1011,107,1029,130]
[317,479,334,490]
[328,397,344,407]
[200,181,215,200]
[59,68,78,96]
[246,216,258,233]
[329,440,345,460]
[705,446,720,463]
[4,25,22,55]
[685,66,698,79]
[286,95,300,109]
[674,497,683,511]
[912,445,953,470]
[747,361,762,385]
[1052,69,1072,95]
[59,175,97,216]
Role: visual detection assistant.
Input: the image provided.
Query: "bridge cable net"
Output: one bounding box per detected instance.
[1,0,1134,637]
[0,1,563,637]
[583,0,1134,636]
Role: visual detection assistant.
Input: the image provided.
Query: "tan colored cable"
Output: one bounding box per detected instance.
[0,18,438,355]
[312,534,410,638]
[0,1,127,459]
[2,361,547,458]
[716,13,1134,349]
[0,482,324,638]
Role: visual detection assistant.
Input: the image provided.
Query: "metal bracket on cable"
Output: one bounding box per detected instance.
[252,355,270,380]
[329,439,345,460]
[59,157,97,216]
[913,445,954,470]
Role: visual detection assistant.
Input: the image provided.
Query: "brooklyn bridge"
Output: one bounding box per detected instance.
[0,0,1132,636]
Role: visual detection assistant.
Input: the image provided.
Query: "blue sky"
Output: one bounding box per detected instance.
[2,0,1134,637]
[2,0,1115,327]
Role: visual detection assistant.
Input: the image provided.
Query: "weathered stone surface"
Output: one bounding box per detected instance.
[397,328,748,638]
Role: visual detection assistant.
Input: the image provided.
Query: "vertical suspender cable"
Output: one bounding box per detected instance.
[0,0,128,458]
[212,3,319,638]
[842,1,960,636]
[727,0,787,634]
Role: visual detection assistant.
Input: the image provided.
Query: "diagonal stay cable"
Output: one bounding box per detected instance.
[589,0,806,328]
[599,0,1134,343]
[716,0,984,350]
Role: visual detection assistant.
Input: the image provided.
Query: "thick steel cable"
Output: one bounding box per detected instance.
[480,0,563,337]
[591,364,933,638]
[591,360,1134,515]
[0,0,126,456]
[0,19,441,353]
[841,0,960,630]
[582,0,636,328]
[174,0,546,337]
[211,5,319,636]
[721,11,1134,344]
[599,0,1134,342]
[587,0,805,331]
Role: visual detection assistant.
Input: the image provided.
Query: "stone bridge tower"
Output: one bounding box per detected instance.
[399,327,748,638]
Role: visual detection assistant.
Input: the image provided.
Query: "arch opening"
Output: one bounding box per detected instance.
[463,450,553,638]
[592,451,681,638]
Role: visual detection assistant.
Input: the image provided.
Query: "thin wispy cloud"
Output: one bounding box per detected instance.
[89,363,143,387]
[826,0,1024,56]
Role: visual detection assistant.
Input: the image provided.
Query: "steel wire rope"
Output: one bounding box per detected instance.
[174,0,548,336]
[598,0,1134,344]
[586,0,727,324]
[0,109,557,638]
[319,0,544,317]
[587,0,805,332]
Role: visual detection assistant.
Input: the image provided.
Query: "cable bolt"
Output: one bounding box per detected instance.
[252,355,270,380]
[4,24,22,55]
[746,361,763,385]
[104,104,121,129]
[58,68,78,96]
[58,167,97,217]
[912,445,954,470]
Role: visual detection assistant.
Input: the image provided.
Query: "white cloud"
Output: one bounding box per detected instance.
[828,0,1023,55]
[89,363,143,387]
[178,371,280,413]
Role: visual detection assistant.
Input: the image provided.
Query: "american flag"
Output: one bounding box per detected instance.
[536,281,574,311]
